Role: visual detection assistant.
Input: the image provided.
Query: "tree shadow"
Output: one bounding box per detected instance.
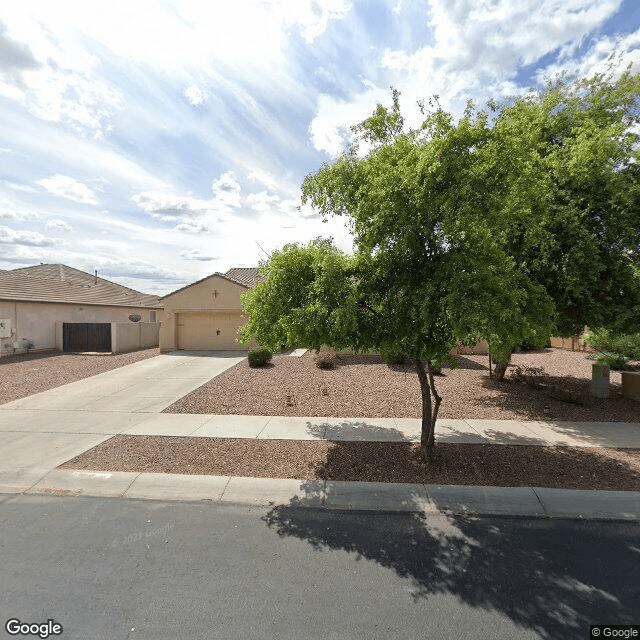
[474,374,638,422]
[306,419,414,442]
[262,499,639,639]
[0,350,60,364]
[467,429,550,446]
[454,355,489,370]
[297,432,640,488]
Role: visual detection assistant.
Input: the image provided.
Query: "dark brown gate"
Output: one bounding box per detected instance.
[63,323,111,352]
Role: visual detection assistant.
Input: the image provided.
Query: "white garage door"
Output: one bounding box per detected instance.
[177,312,245,350]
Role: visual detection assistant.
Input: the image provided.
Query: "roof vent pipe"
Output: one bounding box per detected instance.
[94,270,97,284]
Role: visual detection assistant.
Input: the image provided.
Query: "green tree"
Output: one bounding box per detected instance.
[239,238,360,354]
[241,96,553,460]
[241,67,639,457]
[478,67,640,377]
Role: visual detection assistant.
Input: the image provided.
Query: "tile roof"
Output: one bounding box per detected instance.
[0,264,161,308]
[223,267,267,288]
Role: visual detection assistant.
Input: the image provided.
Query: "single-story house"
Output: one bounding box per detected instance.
[159,267,266,352]
[0,264,162,356]
[159,266,490,356]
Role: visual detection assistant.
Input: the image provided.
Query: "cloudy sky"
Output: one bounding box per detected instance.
[1,0,639,295]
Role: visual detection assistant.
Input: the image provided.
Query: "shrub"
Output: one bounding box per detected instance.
[583,328,640,371]
[248,347,272,368]
[314,346,338,369]
[511,365,549,386]
[590,351,630,371]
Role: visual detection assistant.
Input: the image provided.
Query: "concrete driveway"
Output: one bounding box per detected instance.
[0,350,247,492]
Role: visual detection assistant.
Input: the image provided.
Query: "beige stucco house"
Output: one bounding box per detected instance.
[0,264,162,356]
[159,267,266,352]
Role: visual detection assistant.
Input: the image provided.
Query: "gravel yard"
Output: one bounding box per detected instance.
[164,348,640,423]
[5,346,639,489]
[0,348,160,405]
[61,436,640,491]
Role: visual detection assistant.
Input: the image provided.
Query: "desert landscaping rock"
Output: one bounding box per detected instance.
[60,435,640,491]
[163,349,639,423]
[5,347,640,492]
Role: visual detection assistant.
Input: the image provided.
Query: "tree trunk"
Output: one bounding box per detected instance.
[413,358,443,462]
[493,348,514,381]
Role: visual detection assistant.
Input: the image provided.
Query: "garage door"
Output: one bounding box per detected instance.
[177,312,245,350]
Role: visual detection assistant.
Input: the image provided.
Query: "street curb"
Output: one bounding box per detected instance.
[9,471,640,521]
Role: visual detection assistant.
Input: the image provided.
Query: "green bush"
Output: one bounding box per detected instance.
[591,351,631,370]
[314,346,338,369]
[583,328,640,371]
[248,347,272,368]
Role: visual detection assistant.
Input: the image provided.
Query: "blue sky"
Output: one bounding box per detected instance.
[1,0,639,296]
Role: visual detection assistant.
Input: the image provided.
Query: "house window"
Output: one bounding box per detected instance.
[150,311,157,323]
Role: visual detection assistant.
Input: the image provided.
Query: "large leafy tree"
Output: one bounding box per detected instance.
[241,93,553,460]
[241,68,639,457]
[478,67,640,377]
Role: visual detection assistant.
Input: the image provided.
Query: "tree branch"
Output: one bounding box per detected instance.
[426,359,443,436]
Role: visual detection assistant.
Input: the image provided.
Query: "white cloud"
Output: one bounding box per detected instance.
[0,225,60,246]
[1,1,351,77]
[211,171,242,209]
[0,19,40,86]
[0,197,39,220]
[174,221,211,234]
[24,68,124,139]
[534,30,640,82]
[132,191,215,218]
[247,169,282,192]
[0,15,124,139]
[0,180,38,194]
[88,258,183,282]
[180,249,217,261]
[282,0,352,44]
[46,218,73,232]
[133,171,244,234]
[246,190,281,212]
[309,87,389,156]
[310,0,635,155]
[37,174,98,205]
[416,0,624,71]
[185,83,206,106]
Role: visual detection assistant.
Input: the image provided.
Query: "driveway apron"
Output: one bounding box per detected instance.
[0,351,246,492]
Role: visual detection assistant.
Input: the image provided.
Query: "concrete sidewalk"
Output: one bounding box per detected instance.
[1,410,638,520]
[0,351,639,519]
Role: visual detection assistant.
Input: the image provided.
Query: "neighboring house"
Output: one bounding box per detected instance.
[159,267,266,352]
[159,266,492,355]
[0,264,162,356]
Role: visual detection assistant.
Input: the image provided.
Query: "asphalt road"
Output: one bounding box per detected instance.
[0,493,638,640]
